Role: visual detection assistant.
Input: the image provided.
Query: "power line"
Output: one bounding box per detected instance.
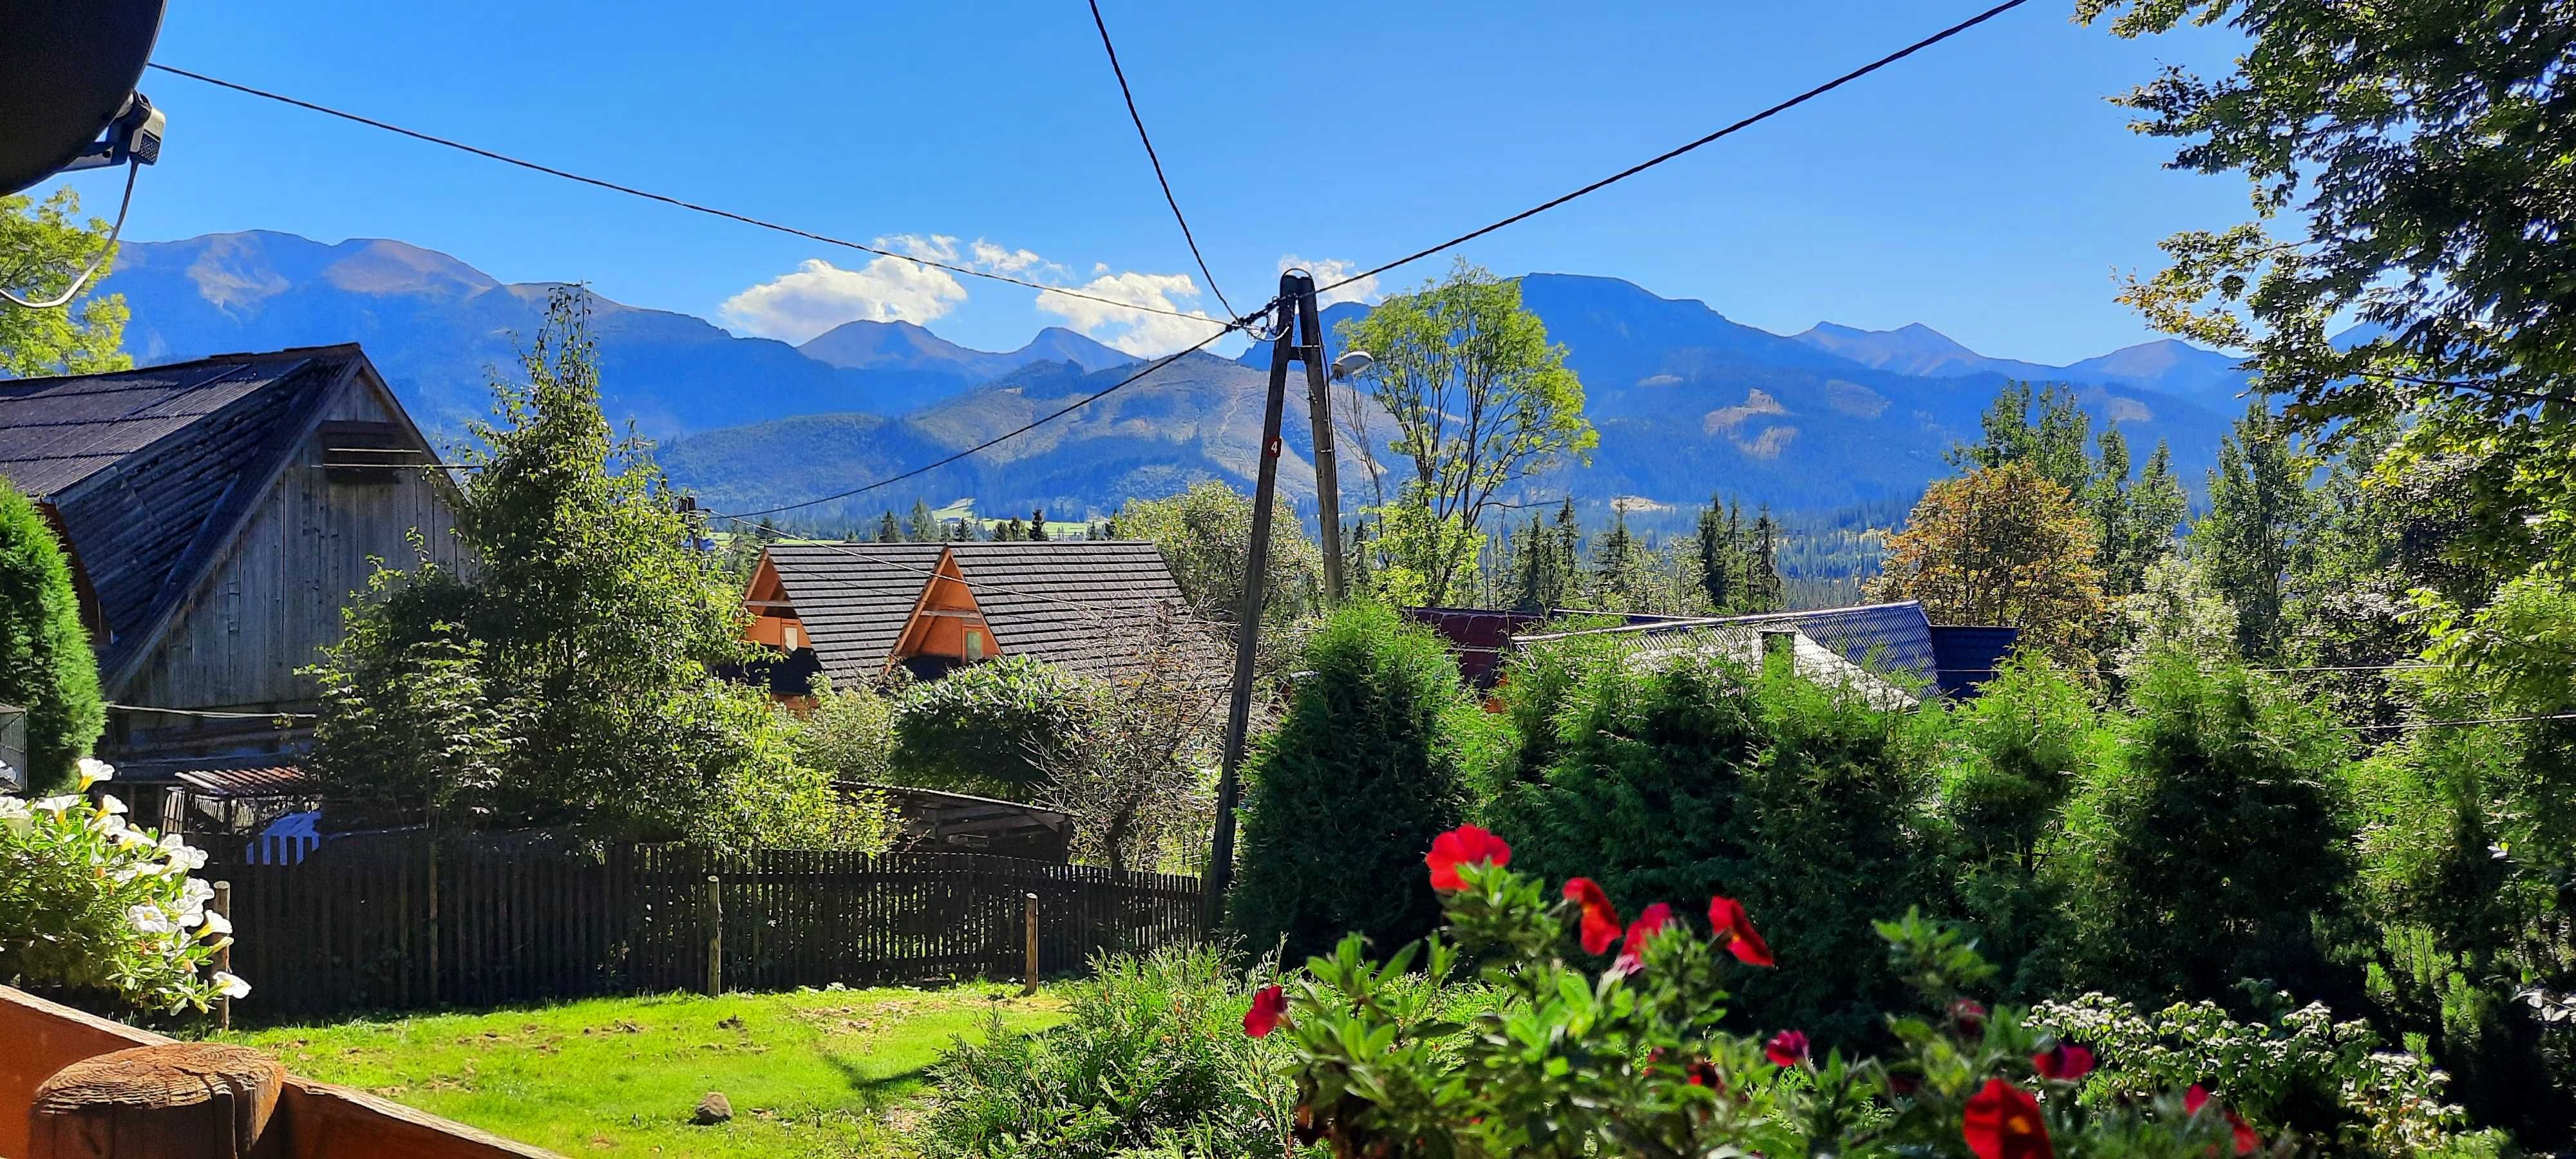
[143,62,1248,328]
[712,325,1238,520]
[2352,712,2576,732]
[1084,0,1238,322]
[107,702,317,721]
[1314,0,2037,297]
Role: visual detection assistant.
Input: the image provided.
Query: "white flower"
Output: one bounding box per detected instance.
[200,910,232,937]
[111,825,155,849]
[163,843,207,872]
[0,796,27,837]
[180,878,214,907]
[96,793,126,816]
[75,758,115,790]
[31,795,78,815]
[93,811,128,838]
[127,903,175,934]
[211,971,251,999]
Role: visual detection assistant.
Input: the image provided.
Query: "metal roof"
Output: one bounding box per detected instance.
[173,764,316,798]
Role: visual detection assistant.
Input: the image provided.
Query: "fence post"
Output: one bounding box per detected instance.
[704,874,723,997]
[211,881,232,1032]
[425,838,440,1008]
[1022,892,1039,995]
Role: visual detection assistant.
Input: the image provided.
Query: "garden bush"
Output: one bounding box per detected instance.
[895,655,1100,795]
[0,760,242,1012]
[923,943,1303,1159]
[1488,652,1947,1046]
[2056,650,2358,1012]
[2031,992,2506,1158]
[1266,822,2325,1159]
[1226,601,1481,964]
[0,478,102,792]
[1938,655,2106,1003]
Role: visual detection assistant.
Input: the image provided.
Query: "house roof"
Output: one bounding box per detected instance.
[1710,602,1940,686]
[942,541,1186,677]
[762,542,948,684]
[0,347,377,680]
[1515,620,1924,710]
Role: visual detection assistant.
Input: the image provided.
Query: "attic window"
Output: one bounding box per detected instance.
[319,420,419,484]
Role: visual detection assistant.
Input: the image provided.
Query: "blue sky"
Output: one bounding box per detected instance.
[77,0,2247,363]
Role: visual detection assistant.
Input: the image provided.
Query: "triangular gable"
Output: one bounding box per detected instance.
[889,548,999,670]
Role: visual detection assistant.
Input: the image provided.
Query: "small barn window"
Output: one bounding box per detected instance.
[965,628,987,661]
[318,421,419,484]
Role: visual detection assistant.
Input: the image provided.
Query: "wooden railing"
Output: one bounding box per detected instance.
[207,838,1204,1017]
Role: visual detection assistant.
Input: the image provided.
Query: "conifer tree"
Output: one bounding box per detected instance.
[1028,509,1048,541]
[876,511,901,543]
[1747,508,1783,612]
[905,500,936,542]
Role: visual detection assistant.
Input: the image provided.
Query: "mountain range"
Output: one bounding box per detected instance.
[88,229,2251,525]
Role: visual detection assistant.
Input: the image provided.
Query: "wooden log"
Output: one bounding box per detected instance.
[704,875,723,997]
[1021,893,1039,995]
[28,1043,283,1159]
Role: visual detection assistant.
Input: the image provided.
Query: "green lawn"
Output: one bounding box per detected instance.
[218,984,1059,1158]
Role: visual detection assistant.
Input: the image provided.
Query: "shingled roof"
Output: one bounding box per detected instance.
[760,542,947,685]
[0,348,363,676]
[943,541,1186,677]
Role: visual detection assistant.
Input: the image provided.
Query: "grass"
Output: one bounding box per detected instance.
[217,983,1061,1158]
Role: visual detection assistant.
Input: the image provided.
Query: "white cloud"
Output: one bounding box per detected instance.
[721,256,967,343]
[1035,271,1228,356]
[1280,255,1381,306]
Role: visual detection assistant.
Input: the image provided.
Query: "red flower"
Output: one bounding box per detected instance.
[1684,1059,1723,1089]
[1963,1078,2054,1159]
[1563,878,1623,955]
[2185,1086,2258,1155]
[1244,985,1287,1038]
[2032,1043,2095,1082]
[1951,999,1989,1037]
[1763,1029,1810,1068]
[1425,825,1511,891]
[1705,894,1776,967]
[1612,902,1673,975]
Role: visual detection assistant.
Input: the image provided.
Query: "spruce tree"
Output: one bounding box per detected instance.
[1028,509,1048,541]
[876,511,902,543]
[1696,495,1739,612]
[906,500,936,542]
[1227,603,1475,962]
[1590,507,1643,610]
[1748,508,1783,611]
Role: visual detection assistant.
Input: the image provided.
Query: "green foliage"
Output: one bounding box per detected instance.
[1,764,239,1013]
[2057,651,2354,1008]
[1227,603,1479,964]
[788,679,900,785]
[1944,655,2103,876]
[1490,654,1947,1046]
[923,943,1304,1159]
[0,478,102,791]
[0,185,130,377]
[1868,458,2107,668]
[1115,480,1321,627]
[2032,992,2504,1159]
[1277,854,2257,1159]
[1340,260,1595,605]
[307,290,874,850]
[893,655,1099,795]
[2189,405,2321,661]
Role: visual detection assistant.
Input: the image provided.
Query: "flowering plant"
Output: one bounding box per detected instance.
[0,760,244,1012]
[1256,825,2274,1158]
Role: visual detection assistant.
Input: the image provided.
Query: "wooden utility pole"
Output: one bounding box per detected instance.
[1202,275,1300,927]
[1200,273,1347,927]
[1289,270,1346,603]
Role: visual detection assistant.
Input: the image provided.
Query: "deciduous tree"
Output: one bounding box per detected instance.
[0,186,129,377]
[1339,260,1595,604]
[1868,460,2106,665]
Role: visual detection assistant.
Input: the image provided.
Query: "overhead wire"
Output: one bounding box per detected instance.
[142,62,1254,330]
[1084,0,1238,322]
[1312,0,2038,297]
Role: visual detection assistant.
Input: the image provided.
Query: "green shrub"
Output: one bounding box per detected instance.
[1489,652,1947,1046]
[1227,602,1479,965]
[1274,829,2273,1159]
[1938,654,2107,1001]
[923,943,1303,1159]
[2057,650,2357,1010]
[0,480,102,791]
[2031,992,2506,1158]
[894,655,1100,794]
[790,679,900,784]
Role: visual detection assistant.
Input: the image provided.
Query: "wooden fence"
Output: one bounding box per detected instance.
[207,837,1203,1018]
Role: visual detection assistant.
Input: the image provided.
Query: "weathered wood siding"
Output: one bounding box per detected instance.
[120,386,464,713]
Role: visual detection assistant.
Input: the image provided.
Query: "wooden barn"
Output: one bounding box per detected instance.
[741,539,1188,690]
[0,344,465,768]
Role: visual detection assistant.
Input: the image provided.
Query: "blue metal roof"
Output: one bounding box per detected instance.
[1716,603,1939,688]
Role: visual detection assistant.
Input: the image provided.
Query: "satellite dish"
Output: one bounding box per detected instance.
[0,0,169,195]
